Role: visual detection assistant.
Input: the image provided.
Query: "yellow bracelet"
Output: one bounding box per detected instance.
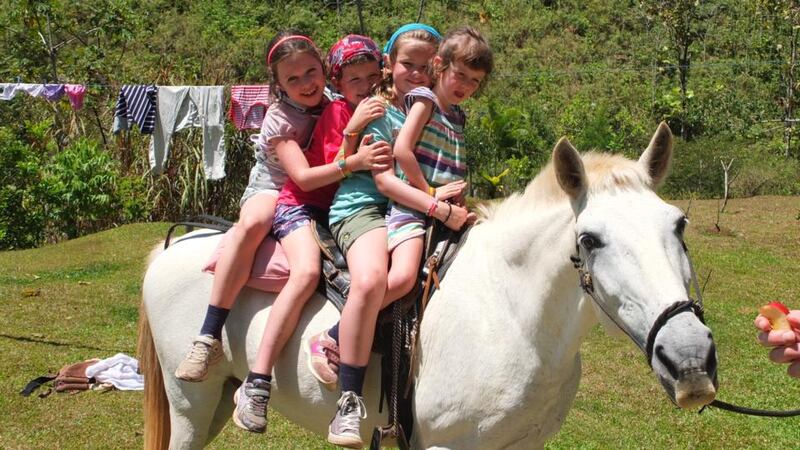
[428,186,435,197]
[343,130,359,138]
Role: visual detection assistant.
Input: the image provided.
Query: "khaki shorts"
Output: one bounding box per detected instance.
[330,203,387,255]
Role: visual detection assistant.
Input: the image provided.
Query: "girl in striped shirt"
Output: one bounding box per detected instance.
[388,26,493,254]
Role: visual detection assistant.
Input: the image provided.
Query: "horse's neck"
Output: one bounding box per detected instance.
[433,203,596,372]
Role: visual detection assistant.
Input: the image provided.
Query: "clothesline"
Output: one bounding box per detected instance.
[1,83,275,182]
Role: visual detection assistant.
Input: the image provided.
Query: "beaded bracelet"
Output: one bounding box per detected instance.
[337,158,350,177]
[343,129,359,139]
[426,200,438,217]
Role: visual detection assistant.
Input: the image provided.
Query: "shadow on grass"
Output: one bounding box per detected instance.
[0,333,117,353]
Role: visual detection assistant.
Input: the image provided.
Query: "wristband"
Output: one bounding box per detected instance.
[428,186,435,197]
[343,129,359,138]
[426,200,438,217]
[337,157,350,177]
[443,203,452,224]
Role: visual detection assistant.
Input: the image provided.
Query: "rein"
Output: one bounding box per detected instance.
[571,241,800,418]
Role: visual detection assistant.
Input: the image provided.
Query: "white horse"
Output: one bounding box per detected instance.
[138,122,718,449]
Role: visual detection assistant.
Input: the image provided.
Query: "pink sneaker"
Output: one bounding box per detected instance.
[304,330,339,390]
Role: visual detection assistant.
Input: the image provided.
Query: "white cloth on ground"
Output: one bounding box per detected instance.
[85,353,144,391]
[149,86,226,180]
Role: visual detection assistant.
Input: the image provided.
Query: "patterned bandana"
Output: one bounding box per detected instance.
[327,34,382,79]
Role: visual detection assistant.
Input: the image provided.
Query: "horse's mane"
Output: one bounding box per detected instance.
[479,152,652,222]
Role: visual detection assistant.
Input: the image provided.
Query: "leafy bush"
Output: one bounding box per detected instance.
[662,137,800,199]
[41,138,149,240]
[0,127,46,249]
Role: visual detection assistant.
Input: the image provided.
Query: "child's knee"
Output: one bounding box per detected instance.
[390,266,418,294]
[350,270,386,300]
[290,263,320,288]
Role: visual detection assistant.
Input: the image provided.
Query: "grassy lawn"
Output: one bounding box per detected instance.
[1,196,798,449]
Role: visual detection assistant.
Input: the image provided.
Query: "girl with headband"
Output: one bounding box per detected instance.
[233,33,391,435]
[175,31,333,432]
[321,23,472,448]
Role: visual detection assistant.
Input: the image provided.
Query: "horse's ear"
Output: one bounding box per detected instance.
[553,137,587,200]
[638,122,673,188]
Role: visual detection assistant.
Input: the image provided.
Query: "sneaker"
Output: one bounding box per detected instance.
[304,330,340,389]
[232,379,271,433]
[174,335,223,382]
[327,391,367,448]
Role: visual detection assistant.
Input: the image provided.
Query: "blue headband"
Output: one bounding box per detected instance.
[382,23,442,55]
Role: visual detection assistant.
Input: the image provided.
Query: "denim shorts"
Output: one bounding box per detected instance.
[272,203,327,241]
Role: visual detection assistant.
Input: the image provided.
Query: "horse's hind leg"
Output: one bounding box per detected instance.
[163,372,227,450]
[205,377,241,445]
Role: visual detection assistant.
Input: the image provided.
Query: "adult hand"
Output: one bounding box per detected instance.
[434,180,467,201]
[345,97,385,135]
[349,134,392,172]
[755,309,800,378]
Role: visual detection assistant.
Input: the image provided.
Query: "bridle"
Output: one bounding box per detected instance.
[569,241,705,369]
[570,239,800,417]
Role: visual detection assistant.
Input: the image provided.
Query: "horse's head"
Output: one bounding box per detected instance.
[553,122,718,409]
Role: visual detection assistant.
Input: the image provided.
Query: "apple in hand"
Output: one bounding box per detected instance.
[759,301,792,331]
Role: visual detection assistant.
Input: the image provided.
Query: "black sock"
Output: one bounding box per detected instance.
[328,322,340,344]
[199,305,230,340]
[246,371,272,384]
[339,363,367,396]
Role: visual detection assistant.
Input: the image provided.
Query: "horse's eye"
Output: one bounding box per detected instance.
[579,233,601,251]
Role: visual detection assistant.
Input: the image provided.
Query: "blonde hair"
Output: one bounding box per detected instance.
[376,29,440,104]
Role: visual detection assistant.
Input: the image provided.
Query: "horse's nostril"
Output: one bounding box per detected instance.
[706,342,718,378]
[655,345,679,380]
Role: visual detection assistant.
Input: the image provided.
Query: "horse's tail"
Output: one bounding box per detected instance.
[137,242,170,450]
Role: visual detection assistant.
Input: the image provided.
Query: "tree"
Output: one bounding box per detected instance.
[642,0,716,140]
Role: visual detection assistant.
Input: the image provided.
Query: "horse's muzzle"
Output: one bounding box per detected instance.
[675,370,717,409]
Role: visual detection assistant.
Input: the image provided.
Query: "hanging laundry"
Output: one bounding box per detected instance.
[113,84,158,134]
[41,84,65,101]
[0,83,44,100]
[64,84,86,110]
[150,86,226,180]
[229,85,271,130]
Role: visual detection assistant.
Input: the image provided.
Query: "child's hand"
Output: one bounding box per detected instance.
[435,202,472,231]
[434,181,467,201]
[755,308,800,378]
[350,134,392,172]
[345,97,385,135]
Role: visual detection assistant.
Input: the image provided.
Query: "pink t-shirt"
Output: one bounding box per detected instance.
[278,99,354,209]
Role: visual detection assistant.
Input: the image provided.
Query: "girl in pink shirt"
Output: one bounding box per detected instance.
[232,34,391,435]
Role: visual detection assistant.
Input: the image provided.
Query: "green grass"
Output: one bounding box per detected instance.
[1,197,799,448]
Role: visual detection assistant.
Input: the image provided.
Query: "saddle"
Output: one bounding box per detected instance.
[311,219,470,449]
[166,215,470,447]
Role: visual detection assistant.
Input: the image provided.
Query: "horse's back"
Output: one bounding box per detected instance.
[142,229,388,441]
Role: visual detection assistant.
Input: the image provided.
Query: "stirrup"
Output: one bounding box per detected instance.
[370,423,408,450]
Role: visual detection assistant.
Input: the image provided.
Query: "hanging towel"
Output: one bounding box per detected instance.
[229,85,271,130]
[0,83,45,100]
[113,85,158,134]
[84,353,144,391]
[149,86,226,180]
[0,83,16,100]
[42,84,65,101]
[64,84,86,110]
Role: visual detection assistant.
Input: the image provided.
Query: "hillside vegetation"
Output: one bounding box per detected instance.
[2,0,799,249]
